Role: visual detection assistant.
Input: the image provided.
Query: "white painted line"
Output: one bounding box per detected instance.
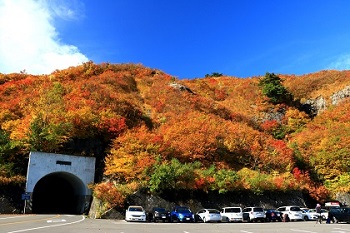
[290,229,317,233]
[0,216,30,220]
[7,215,85,233]
[47,219,67,223]
[241,230,254,233]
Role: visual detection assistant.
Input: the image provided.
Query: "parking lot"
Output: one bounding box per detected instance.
[2,215,350,233]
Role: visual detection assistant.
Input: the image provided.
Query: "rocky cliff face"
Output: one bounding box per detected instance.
[303,85,350,117]
[331,86,350,105]
[91,189,315,219]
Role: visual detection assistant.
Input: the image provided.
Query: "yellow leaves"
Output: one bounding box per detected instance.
[104,127,158,182]
[285,108,310,133]
[65,106,97,138]
[1,118,29,141]
[105,149,155,182]
[104,149,136,181]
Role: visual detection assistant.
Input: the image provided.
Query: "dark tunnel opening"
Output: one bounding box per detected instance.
[32,172,84,214]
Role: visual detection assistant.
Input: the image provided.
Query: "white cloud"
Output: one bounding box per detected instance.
[0,0,88,74]
[327,54,350,71]
[45,0,85,21]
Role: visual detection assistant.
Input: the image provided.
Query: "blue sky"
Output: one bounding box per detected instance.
[1,0,350,79]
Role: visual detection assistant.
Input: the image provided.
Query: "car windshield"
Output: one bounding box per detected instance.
[177,208,191,213]
[290,207,301,211]
[129,207,143,211]
[208,209,220,214]
[154,208,166,212]
[225,208,241,213]
[254,208,264,212]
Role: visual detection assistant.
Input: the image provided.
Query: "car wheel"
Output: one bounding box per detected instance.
[303,216,308,221]
[203,217,206,223]
[247,216,251,222]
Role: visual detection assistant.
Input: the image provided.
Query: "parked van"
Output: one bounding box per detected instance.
[221,207,243,222]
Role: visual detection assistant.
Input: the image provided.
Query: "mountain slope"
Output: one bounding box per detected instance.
[1,63,350,207]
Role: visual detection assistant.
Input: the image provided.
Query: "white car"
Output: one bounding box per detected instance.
[302,209,320,221]
[277,206,303,221]
[125,205,147,222]
[242,207,266,222]
[221,207,243,222]
[302,208,329,221]
[196,209,222,223]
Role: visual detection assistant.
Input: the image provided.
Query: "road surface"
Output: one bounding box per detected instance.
[1,214,350,233]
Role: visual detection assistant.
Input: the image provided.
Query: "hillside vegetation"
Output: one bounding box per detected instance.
[1,62,350,211]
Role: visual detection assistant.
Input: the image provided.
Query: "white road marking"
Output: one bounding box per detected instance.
[0,216,29,220]
[47,219,67,223]
[7,215,85,233]
[290,229,317,233]
[241,231,254,233]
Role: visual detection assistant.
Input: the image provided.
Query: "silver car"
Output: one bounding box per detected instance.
[196,209,222,223]
[277,206,303,221]
[243,207,266,222]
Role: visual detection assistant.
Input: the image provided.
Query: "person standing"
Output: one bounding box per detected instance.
[316,203,322,224]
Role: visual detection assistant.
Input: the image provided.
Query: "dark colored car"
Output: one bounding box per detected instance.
[329,207,350,223]
[265,209,282,222]
[170,206,195,222]
[148,207,170,222]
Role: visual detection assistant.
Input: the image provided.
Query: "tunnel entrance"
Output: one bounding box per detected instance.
[25,152,95,214]
[32,172,85,214]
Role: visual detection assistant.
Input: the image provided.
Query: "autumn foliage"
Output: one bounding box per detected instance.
[2,63,350,206]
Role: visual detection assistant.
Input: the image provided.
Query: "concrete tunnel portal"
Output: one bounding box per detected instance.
[25,152,96,214]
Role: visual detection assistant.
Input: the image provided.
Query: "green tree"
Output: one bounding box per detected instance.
[259,72,292,104]
[205,72,223,77]
[28,113,71,152]
[148,158,201,193]
[0,130,13,176]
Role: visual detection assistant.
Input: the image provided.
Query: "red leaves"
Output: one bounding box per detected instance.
[93,182,126,208]
[260,120,279,133]
[97,116,127,136]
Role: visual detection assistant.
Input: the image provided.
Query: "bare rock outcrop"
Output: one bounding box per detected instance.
[331,86,350,105]
[303,85,350,117]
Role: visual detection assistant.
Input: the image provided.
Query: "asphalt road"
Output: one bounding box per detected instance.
[1,215,350,233]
